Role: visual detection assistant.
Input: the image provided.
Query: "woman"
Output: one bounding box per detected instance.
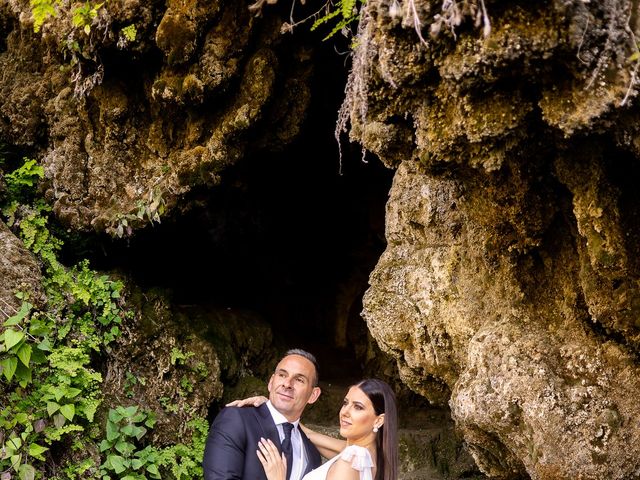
[233,378,398,480]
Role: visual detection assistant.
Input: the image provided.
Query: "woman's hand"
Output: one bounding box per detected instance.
[257,438,287,480]
[226,395,268,407]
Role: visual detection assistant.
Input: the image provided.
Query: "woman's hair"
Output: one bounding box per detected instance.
[356,378,398,480]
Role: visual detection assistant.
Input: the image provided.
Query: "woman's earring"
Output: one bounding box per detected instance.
[373,426,379,433]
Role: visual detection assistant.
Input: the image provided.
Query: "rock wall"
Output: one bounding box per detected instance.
[4,0,640,477]
[0,0,312,235]
[354,1,640,478]
[0,218,45,310]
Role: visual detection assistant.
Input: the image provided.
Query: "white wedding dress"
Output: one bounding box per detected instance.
[302,445,374,480]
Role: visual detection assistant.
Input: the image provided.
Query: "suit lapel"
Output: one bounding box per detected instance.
[255,403,281,446]
[299,428,319,476]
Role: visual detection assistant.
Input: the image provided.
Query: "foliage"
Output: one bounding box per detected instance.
[4,158,44,204]
[72,2,104,35]
[1,157,211,479]
[28,0,110,97]
[30,0,107,35]
[0,158,126,479]
[30,0,59,33]
[113,186,166,238]
[156,418,209,480]
[98,406,161,480]
[311,0,363,40]
[97,407,208,480]
[169,347,193,366]
[121,25,137,42]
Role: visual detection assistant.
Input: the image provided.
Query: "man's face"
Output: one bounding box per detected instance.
[267,354,321,421]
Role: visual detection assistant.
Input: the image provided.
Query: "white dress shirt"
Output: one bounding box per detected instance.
[266,400,307,480]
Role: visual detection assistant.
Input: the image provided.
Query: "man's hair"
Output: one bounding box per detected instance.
[284,348,319,386]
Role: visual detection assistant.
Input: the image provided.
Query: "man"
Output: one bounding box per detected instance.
[203,349,322,479]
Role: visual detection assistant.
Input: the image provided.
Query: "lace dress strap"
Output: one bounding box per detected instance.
[339,445,374,480]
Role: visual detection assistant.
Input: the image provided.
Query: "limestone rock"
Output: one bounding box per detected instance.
[101,285,276,445]
[0,219,45,311]
[101,288,224,445]
[356,1,640,478]
[0,0,313,235]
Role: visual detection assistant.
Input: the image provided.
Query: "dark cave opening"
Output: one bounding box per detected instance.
[68,39,395,384]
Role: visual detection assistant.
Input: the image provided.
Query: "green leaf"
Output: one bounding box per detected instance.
[30,347,47,364]
[122,405,138,417]
[10,453,22,469]
[17,343,32,366]
[311,7,341,30]
[5,329,25,350]
[28,316,51,336]
[1,356,18,381]
[146,464,160,477]
[53,413,66,428]
[121,424,144,439]
[16,412,29,426]
[60,404,75,421]
[106,419,120,442]
[131,458,143,470]
[28,443,48,461]
[115,440,134,456]
[107,454,126,474]
[108,409,124,423]
[99,439,112,452]
[36,337,52,351]
[15,362,32,387]
[65,387,82,398]
[7,435,23,452]
[81,400,98,422]
[3,302,32,326]
[52,386,65,402]
[47,401,60,416]
[18,463,35,480]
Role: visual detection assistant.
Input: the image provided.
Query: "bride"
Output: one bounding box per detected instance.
[233,378,398,480]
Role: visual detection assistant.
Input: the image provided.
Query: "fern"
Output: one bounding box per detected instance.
[30,0,59,32]
[342,0,358,19]
[311,0,364,40]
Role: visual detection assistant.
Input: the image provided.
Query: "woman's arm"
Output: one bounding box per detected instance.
[299,423,347,459]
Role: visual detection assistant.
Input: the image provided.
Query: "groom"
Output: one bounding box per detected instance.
[202,349,322,479]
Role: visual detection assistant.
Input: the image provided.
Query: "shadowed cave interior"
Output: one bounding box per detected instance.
[59,40,413,409]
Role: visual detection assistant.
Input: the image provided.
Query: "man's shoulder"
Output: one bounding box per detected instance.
[214,404,268,423]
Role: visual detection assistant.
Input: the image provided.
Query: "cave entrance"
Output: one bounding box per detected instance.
[81,40,394,388]
[58,38,480,477]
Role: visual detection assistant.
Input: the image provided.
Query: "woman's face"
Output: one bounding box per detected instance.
[339,386,383,444]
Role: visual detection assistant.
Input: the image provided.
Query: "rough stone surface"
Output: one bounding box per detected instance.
[0,218,45,311]
[101,288,225,445]
[5,0,640,478]
[101,287,275,445]
[354,1,640,478]
[0,0,313,235]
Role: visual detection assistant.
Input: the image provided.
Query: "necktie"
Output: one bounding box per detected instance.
[281,422,294,480]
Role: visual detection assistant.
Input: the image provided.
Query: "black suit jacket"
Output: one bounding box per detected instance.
[203,404,322,480]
